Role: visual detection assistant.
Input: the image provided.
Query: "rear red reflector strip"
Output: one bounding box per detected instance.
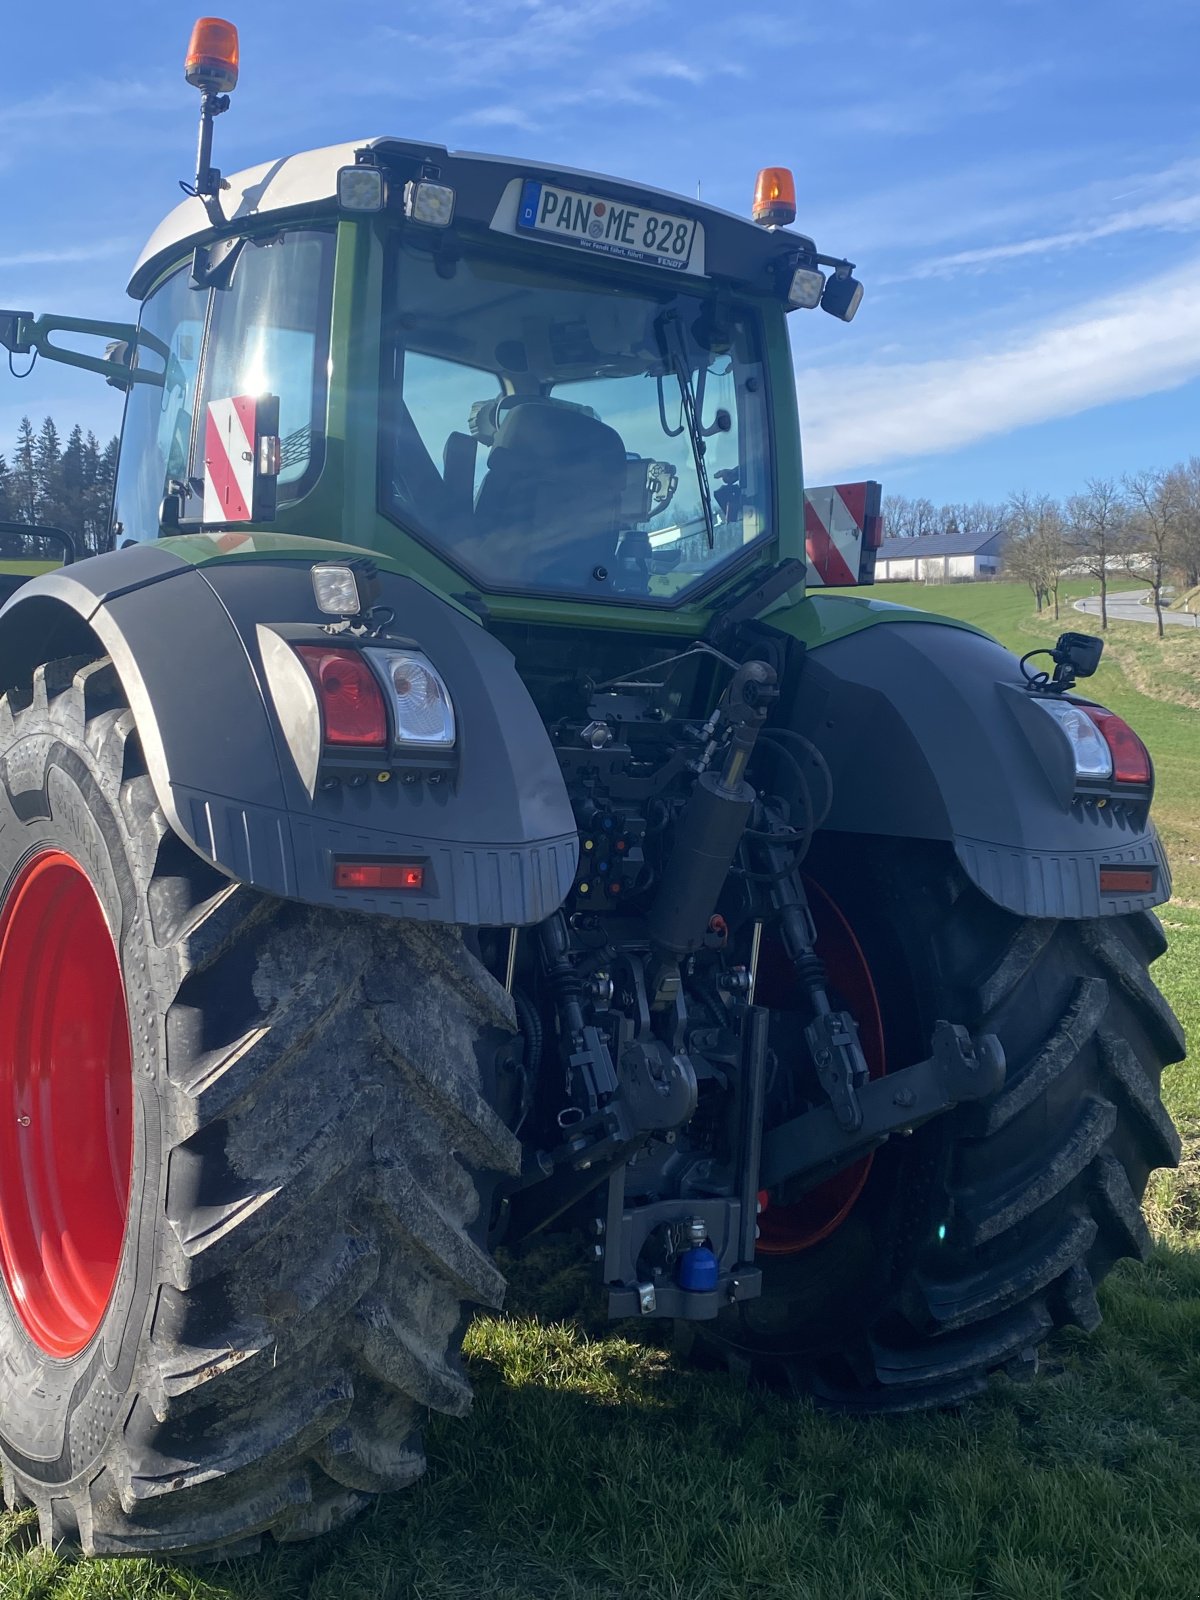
[1099,867,1155,894]
[293,645,388,747]
[333,862,425,890]
[1080,707,1152,785]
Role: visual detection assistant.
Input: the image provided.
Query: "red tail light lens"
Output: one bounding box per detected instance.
[293,646,388,747]
[1080,708,1152,785]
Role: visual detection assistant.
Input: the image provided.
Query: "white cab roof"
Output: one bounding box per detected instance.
[129,140,364,294]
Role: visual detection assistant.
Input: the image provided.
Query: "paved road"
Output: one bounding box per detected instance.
[1074,589,1200,628]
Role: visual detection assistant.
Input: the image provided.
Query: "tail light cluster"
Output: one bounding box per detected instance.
[293,645,456,751]
[1030,696,1152,788]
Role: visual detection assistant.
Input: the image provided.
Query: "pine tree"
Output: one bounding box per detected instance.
[0,453,11,521]
[97,435,119,551]
[11,418,37,524]
[33,416,64,526]
[62,424,85,501]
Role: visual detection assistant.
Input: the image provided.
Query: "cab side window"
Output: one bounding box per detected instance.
[111,228,335,544]
[111,267,205,544]
[191,230,334,500]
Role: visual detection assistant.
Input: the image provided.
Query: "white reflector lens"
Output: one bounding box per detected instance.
[368,649,456,748]
[788,267,825,309]
[311,563,362,616]
[1032,697,1113,780]
[338,166,385,212]
[405,180,455,226]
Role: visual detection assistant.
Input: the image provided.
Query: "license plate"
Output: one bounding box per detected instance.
[516,180,698,272]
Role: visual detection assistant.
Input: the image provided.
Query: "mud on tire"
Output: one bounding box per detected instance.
[0,657,520,1557]
[685,837,1186,1410]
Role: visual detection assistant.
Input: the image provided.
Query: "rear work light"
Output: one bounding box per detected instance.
[293,646,388,747]
[334,861,425,890]
[1080,707,1152,786]
[404,180,455,226]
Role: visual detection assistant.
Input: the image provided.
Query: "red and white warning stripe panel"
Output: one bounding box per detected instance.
[203,396,259,524]
[804,481,883,587]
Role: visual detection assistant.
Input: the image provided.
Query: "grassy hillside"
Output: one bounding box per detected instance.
[2,581,1196,1600]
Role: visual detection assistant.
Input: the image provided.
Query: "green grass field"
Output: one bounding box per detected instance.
[2,580,1196,1600]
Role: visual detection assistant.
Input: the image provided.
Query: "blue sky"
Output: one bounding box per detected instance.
[3,0,1198,506]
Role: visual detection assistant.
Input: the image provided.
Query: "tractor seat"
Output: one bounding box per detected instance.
[470,400,627,585]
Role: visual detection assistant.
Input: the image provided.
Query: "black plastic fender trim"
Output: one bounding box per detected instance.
[0,544,579,926]
[782,619,1172,920]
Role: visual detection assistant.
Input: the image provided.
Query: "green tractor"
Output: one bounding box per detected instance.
[0,18,1184,1560]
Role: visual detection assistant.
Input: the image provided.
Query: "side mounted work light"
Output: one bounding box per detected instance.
[820,262,864,322]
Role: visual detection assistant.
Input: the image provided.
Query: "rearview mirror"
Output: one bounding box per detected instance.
[0,521,78,567]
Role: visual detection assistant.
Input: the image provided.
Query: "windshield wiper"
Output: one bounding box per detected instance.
[655,310,716,550]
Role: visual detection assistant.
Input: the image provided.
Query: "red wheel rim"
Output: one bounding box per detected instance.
[0,850,133,1358]
[754,877,885,1256]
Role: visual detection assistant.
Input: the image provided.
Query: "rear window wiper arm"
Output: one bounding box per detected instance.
[655,311,715,550]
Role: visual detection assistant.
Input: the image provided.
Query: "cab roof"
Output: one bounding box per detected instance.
[128,137,819,300]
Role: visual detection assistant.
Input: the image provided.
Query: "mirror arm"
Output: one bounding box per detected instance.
[0,312,164,391]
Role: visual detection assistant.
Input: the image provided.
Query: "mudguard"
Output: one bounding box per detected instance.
[0,544,578,925]
[783,613,1171,920]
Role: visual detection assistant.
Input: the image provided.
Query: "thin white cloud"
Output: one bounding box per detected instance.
[885,176,1200,281]
[0,241,130,269]
[815,152,1200,268]
[800,253,1200,477]
[0,80,179,127]
[449,48,742,132]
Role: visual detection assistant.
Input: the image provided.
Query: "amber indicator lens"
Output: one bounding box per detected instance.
[753,166,796,226]
[185,17,240,93]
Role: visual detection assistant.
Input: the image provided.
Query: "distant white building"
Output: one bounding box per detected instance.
[875,529,1005,583]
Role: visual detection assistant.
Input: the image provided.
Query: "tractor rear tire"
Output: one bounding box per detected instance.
[0,658,520,1557]
[685,837,1186,1410]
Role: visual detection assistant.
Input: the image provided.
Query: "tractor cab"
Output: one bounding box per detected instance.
[2,17,869,624]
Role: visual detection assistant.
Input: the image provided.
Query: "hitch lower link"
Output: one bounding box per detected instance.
[760,1020,1006,1193]
[757,851,1006,1192]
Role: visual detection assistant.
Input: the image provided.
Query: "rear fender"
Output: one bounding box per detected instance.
[0,544,578,925]
[785,616,1170,920]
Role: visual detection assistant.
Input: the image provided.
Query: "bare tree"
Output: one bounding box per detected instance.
[1002,524,1042,609]
[883,494,938,539]
[1065,478,1128,629]
[1165,456,1200,592]
[1123,470,1178,638]
[1007,490,1069,618]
